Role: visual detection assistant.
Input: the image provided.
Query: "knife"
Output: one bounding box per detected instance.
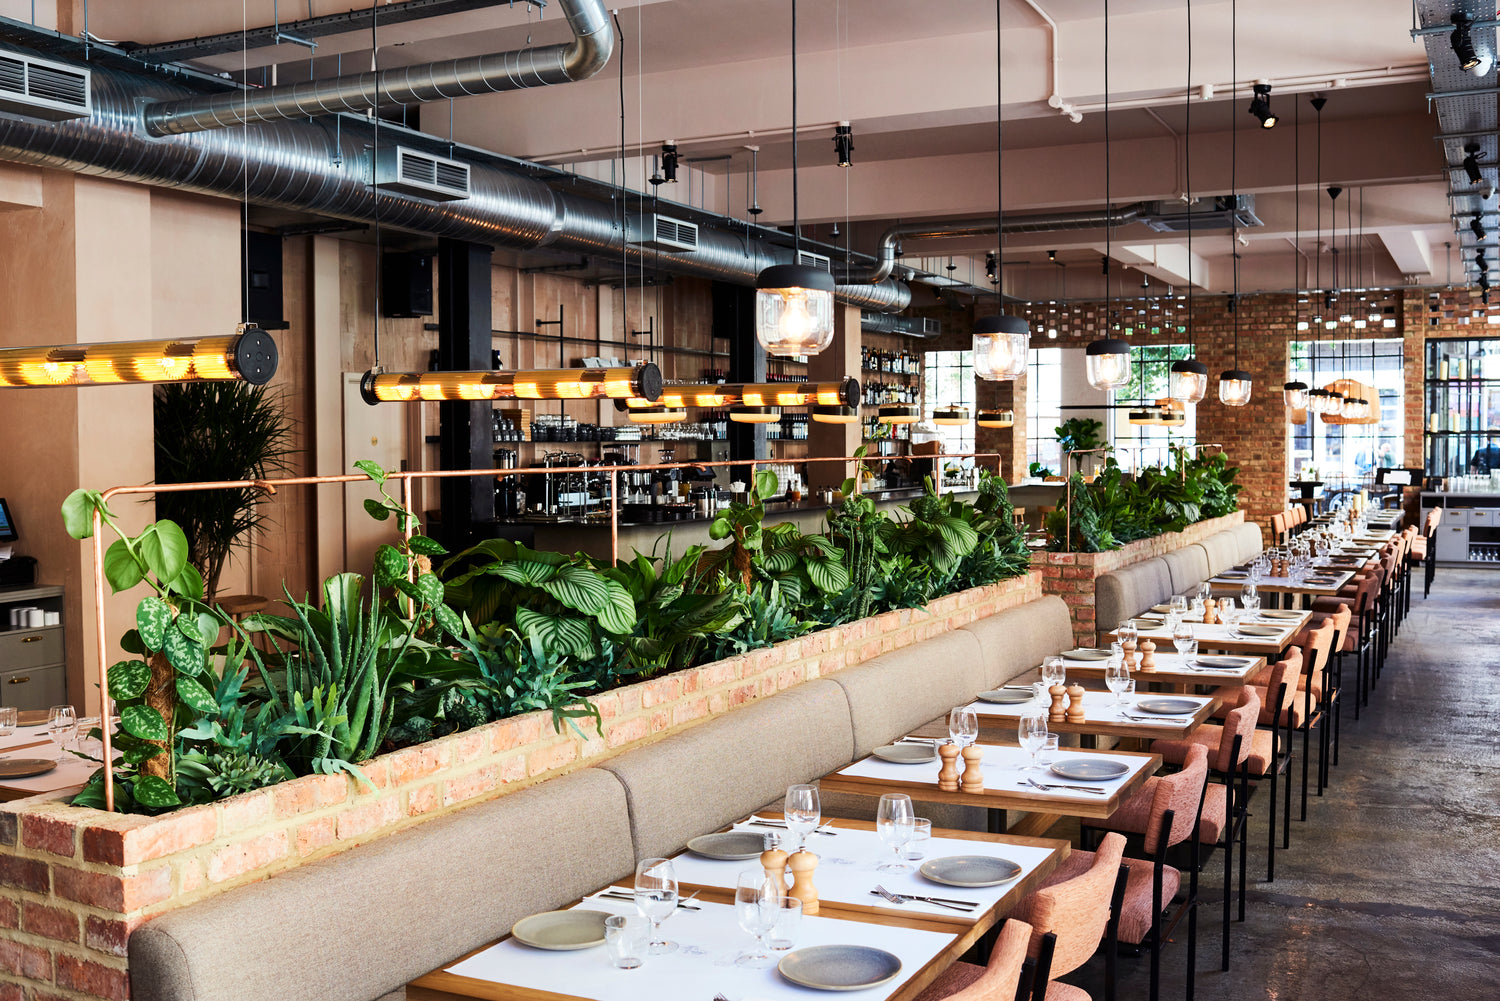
[594,890,701,911]
[869,890,978,909]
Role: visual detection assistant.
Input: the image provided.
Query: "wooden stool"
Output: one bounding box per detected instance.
[217,594,269,621]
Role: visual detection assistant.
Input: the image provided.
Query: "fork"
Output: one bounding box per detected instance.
[1025,777,1107,795]
[871,885,977,911]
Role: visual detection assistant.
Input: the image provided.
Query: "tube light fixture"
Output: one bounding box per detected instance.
[811,404,858,424]
[729,405,781,424]
[932,406,971,426]
[975,409,1015,428]
[628,404,687,425]
[0,325,278,389]
[973,314,1030,381]
[877,404,920,425]
[1085,337,1132,390]
[1168,359,1210,403]
[1218,369,1253,407]
[361,363,662,405]
[629,378,858,411]
[1248,83,1277,128]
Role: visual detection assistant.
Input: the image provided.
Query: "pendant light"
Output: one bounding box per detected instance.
[973,0,1030,382]
[1169,0,1208,404]
[0,326,277,389]
[812,404,859,424]
[1217,0,1252,407]
[1085,0,1131,392]
[932,406,972,426]
[1128,405,1163,426]
[976,408,1015,428]
[730,405,782,424]
[877,404,920,425]
[629,405,687,425]
[1282,95,1309,411]
[363,363,662,404]
[754,1,835,358]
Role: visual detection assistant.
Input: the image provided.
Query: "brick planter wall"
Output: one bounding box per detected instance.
[0,571,1042,1001]
[1034,512,1247,647]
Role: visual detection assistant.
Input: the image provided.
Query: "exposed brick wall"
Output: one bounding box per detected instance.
[0,572,1042,1000]
[1033,511,1247,647]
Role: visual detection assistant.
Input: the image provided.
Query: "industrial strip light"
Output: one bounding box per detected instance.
[625,378,859,410]
[0,325,278,388]
[361,363,663,404]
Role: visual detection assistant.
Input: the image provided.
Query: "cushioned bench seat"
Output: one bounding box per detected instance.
[1095,557,1173,634]
[1163,546,1212,595]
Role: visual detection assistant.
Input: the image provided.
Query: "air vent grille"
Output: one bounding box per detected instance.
[797,250,832,271]
[633,214,700,252]
[0,52,91,121]
[374,146,472,202]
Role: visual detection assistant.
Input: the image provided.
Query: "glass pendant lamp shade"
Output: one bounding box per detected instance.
[1282,380,1309,409]
[1085,338,1132,390]
[628,405,687,424]
[1339,396,1362,420]
[972,314,1030,381]
[1218,369,1253,407]
[1168,359,1209,403]
[932,406,971,426]
[1306,388,1330,414]
[811,404,858,423]
[976,408,1015,428]
[754,264,836,357]
[877,404,920,425]
[1324,389,1345,415]
[1156,398,1187,426]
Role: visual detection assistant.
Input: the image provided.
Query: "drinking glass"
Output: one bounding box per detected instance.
[947,707,978,749]
[1104,660,1130,710]
[1169,595,1188,617]
[1116,621,1137,650]
[1118,678,1136,711]
[634,857,679,955]
[734,870,780,969]
[1243,592,1261,617]
[0,706,15,737]
[1180,638,1199,667]
[1041,655,1066,690]
[1195,581,1211,603]
[604,914,649,969]
[1241,582,1258,608]
[46,705,76,762]
[1018,713,1049,772]
[768,896,802,952]
[1172,620,1194,657]
[1037,733,1060,766]
[905,818,933,861]
[784,784,821,851]
[876,793,916,872]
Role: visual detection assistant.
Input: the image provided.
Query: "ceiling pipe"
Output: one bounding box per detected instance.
[141,0,612,137]
[866,204,1150,284]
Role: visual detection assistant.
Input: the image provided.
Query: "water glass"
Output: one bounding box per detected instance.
[905,818,933,861]
[1169,595,1188,618]
[768,896,802,952]
[604,914,649,969]
[784,784,821,851]
[1018,713,1049,771]
[634,857,679,955]
[1180,638,1199,667]
[1037,733,1060,766]
[947,707,978,748]
[1041,655,1066,689]
[47,705,76,762]
[1117,679,1136,712]
[1195,581,1211,603]
[1243,593,1261,617]
[876,793,916,872]
[0,706,15,737]
[1104,660,1130,708]
[734,870,781,969]
[1240,582,1258,606]
[1172,620,1194,658]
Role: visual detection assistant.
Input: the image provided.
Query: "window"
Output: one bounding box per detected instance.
[1027,347,1063,475]
[922,350,975,454]
[1111,344,1197,465]
[1289,338,1404,489]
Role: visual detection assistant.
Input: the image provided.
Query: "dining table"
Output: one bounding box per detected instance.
[0,722,109,802]
[408,817,1072,1001]
[1206,568,1354,608]
[1051,650,1264,690]
[1105,609,1311,657]
[947,690,1221,744]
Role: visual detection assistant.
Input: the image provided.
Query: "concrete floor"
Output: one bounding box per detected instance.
[1063,568,1500,1000]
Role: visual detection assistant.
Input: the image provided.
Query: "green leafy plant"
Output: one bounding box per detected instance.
[1028,461,1056,479]
[602,544,747,677]
[1055,417,1106,454]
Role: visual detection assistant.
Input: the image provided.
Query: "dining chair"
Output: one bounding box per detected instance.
[1287,618,1335,820]
[1078,744,1210,1001]
[914,918,1043,1001]
[1270,512,1288,546]
[1006,833,1128,1001]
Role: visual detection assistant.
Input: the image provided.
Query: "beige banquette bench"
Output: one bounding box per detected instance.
[127,595,1076,1001]
[1094,524,1264,638]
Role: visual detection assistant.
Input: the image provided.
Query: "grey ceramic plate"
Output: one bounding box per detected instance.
[1130,617,1163,628]
[687,831,773,860]
[0,758,55,779]
[509,909,609,950]
[872,743,938,764]
[976,688,1036,705]
[920,855,1022,887]
[1260,610,1304,620]
[1196,656,1251,669]
[778,945,903,991]
[1135,698,1201,715]
[16,711,47,727]
[1236,625,1283,637]
[1151,604,1174,613]
[1063,648,1112,661]
[1050,758,1129,781]
[1218,571,1249,579]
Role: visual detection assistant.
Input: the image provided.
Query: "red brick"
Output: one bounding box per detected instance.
[272,772,347,819]
[206,829,290,883]
[0,854,49,893]
[295,816,338,857]
[0,810,16,847]
[0,897,16,929]
[22,902,79,943]
[606,715,649,749]
[85,915,132,958]
[387,741,453,785]
[56,954,129,1001]
[218,790,274,831]
[82,806,218,866]
[0,982,22,1001]
[0,939,52,981]
[408,784,441,815]
[335,795,402,841]
[20,814,75,858]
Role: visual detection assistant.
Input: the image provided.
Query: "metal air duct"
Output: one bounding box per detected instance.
[142,0,613,137]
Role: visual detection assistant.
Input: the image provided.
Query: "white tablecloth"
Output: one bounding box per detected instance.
[0,736,107,797]
[1065,651,1258,681]
[834,744,1150,804]
[666,825,1058,921]
[964,692,1212,729]
[447,898,954,1001]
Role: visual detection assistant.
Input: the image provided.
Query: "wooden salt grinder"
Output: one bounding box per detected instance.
[759,847,789,893]
[1139,638,1157,671]
[1202,598,1216,625]
[960,744,985,794]
[1048,683,1068,722]
[1065,682,1087,723]
[1121,638,1137,669]
[937,743,961,792]
[787,850,819,916]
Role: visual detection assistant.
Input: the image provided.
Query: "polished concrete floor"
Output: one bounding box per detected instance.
[1065,568,1500,1000]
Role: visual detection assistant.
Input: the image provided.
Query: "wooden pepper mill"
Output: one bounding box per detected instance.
[787,850,819,916]
[1202,598,1217,625]
[1139,637,1157,671]
[759,846,789,893]
[1121,638,1138,670]
[1048,683,1068,722]
[1065,682,1087,722]
[937,743,961,792]
[960,744,984,794]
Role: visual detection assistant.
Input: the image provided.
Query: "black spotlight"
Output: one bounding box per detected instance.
[660,141,679,183]
[1248,83,1277,128]
[1452,13,1481,71]
[833,122,854,167]
[1464,143,1484,184]
[1473,217,1488,240]
[985,252,998,284]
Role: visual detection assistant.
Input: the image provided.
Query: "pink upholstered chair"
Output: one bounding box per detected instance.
[1006,832,1127,1001]
[914,918,1039,1001]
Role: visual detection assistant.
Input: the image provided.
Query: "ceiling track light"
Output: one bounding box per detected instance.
[811,404,858,424]
[1248,83,1277,128]
[654,141,679,185]
[1451,12,1488,74]
[362,363,662,405]
[0,325,278,389]
[1463,142,1485,185]
[833,122,854,167]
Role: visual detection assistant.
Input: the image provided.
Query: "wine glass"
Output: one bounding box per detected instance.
[634,857,679,955]
[1169,595,1188,617]
[947,707,978,749]
[876,793,916,872]
[734,870,781,969]
[1172,619,1195,658]
[46,705,76,763]
[1104,659,1130,711]
[1241,582,1258,608]
[1195,581,1211,603]
[1179,637,1199,668]
[1041,655,1066,691]
[784,784,820,852]
[905,818,933,861]
[1116,620,1137,650]
[1018,713,1049,772]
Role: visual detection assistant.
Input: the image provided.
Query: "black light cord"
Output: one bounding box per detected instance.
[1230,0,1239,368]
[995,0,1003,305]
[1185,0,1194,356]
[792,0,800,256]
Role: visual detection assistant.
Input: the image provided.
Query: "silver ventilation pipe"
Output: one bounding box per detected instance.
[0,43,910,312]
[866,204,1151,284]
[142,0,613,137]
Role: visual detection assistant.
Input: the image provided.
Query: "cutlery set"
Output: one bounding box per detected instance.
[870,885,978,912]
